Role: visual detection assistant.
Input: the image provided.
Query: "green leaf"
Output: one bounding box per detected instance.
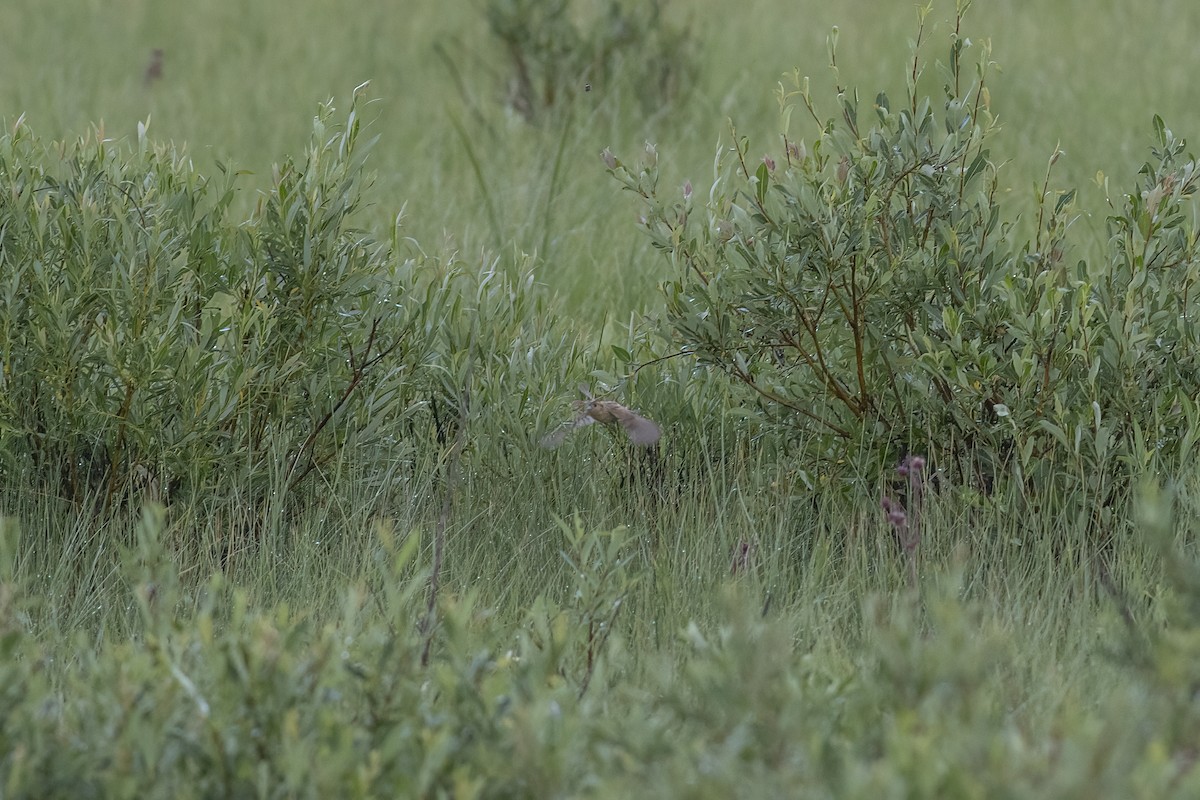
[875,91,890,120]
[1054,188,1076,216]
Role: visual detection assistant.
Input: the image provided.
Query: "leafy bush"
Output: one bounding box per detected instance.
[477,0,694,122]
[0,90,591,511]
[609,8,1200,503]
[0,88,439,506]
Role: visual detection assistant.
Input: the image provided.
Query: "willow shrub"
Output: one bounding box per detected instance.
[0,88,578,509]
[609,8,1200,508]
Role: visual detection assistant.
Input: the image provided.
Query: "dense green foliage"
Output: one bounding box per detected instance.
[3,0,1200,796]
[0,92,588,513]
[0,94,424,505]
[2,500,1200,797]
[616,13,1200,504]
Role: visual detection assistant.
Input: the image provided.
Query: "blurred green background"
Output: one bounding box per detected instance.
[9,0,1200,320]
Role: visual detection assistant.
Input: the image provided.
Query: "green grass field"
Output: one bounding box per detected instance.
[10,0,1200,316]
[4,0,1200,796]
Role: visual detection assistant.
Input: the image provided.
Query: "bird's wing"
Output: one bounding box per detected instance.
[539,413,596,449]
[611,407,662,446]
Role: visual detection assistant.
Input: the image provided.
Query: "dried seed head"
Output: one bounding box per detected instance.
[143,48,165,87]
[837,156,850,184]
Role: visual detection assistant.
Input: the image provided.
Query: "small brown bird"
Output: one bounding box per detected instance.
[143,48,164,88]
[540,384,661,449]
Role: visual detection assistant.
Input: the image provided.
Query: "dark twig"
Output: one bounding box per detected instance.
[578,596,623,699]
[421,381,471,668]
[421,326,475,668]
[286,318,403,492]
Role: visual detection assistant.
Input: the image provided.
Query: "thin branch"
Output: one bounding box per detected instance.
[728,361,852,439]
[579,596,624,699]
[628,348,694,379]
[421,376,471,668]
[286,318,404,492]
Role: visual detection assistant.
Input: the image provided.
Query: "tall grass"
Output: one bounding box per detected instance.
[3,0,1200,795]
